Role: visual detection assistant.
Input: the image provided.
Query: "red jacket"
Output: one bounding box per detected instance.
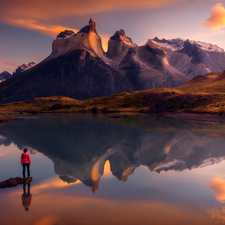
[22,194,32,207]
[21,153,31,164]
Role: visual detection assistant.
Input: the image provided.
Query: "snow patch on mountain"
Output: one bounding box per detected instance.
[150,38,185,51]
[190,41,224,53]
[151,37,224,53]
[153,159,186,171]
[194,156,225,169]
[19,62,36,71]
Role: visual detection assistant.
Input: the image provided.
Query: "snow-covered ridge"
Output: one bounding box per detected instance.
[153,156,225,172]
[153,159,186,171]
[152,37,224,53]
[19,62,36,71]
[151,38,185,51]
[194,156,225,169]
[190,40,224,53]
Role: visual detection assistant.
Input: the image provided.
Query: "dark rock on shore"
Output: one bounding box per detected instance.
[0,177,32,189]
[91,106,100,113]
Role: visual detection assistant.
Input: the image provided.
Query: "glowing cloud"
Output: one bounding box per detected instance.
[202,3,225,30]
[204,176,225,203]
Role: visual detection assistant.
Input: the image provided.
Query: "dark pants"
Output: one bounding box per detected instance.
[23,183,31,196]
[22,163,30,178]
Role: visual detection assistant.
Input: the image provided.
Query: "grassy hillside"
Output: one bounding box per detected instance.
[1,71,225,115]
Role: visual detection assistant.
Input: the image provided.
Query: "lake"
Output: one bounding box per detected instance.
[1,113,225,225]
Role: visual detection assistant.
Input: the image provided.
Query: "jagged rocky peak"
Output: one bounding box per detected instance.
[12,62,36,76]
[143,44,165,57]
[0,71,11,78]
[57,30,75,39]
[50,18,106,62]
[0,71,11,83]
[110,29,133,44]
[78,18,98,35]
[56,19,97,40]
[107,29,136,59]
[22,62,36,69]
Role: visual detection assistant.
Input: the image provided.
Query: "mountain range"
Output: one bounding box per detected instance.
[1,19,225,103]
[0,62,36,84]
[12,62,36,76]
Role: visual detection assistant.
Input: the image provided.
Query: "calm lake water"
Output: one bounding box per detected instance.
[1,113,225,224]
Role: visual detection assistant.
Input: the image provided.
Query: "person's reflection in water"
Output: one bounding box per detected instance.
[22,183,32,211]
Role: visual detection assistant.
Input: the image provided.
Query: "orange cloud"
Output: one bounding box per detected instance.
[204,176,225,203]
[206,206,225,224]
[6,18,78,38]
[202,3,225,30]
[0,0,184,21]
[9,176,80,196]
[0,61,20,67]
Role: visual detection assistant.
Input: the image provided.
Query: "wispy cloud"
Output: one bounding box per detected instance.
[0,61,20,67]
[0,150,21,157]
[5,19,78,38]
[202,3,225,31]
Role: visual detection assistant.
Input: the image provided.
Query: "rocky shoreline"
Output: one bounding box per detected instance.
[164,112,225,122]
[0,114,17,123]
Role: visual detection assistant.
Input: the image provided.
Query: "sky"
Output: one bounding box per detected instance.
[1,0,225,73]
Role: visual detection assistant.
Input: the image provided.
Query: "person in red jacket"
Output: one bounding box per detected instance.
[21,148,31,178]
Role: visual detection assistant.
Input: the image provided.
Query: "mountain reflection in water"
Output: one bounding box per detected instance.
[1,114,225,193]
